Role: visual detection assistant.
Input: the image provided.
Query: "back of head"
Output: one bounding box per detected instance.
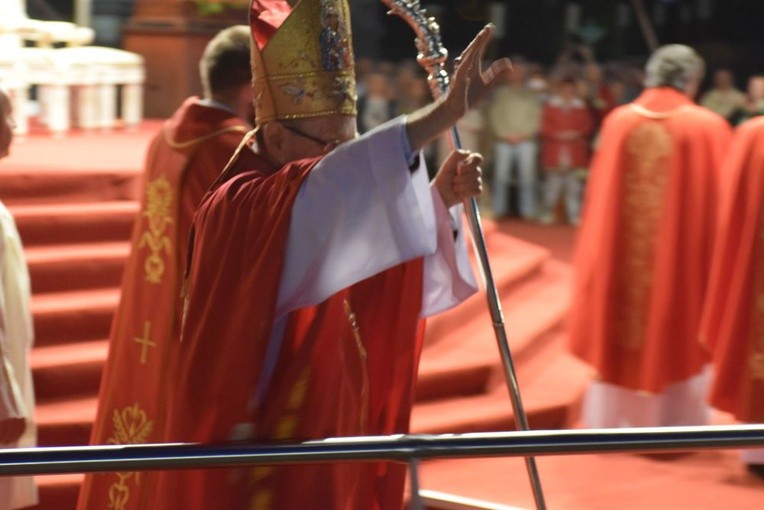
[200,25,252,99]
[644,44,705,92]
[0,87,12,159]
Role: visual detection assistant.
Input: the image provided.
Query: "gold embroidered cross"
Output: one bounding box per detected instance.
[134,321,156,364]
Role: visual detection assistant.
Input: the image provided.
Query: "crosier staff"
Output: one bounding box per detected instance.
[381,1,547,509]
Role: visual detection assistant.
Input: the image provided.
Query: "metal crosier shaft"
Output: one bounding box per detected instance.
[380,2,547,509]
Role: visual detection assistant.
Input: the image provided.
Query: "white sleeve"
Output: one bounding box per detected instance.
[0,230,24,423]
[276,117,437,316]
[421,190,478,317]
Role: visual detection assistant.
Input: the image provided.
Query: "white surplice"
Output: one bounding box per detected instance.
[254,117,478,409]
[0,202,38,510]
[278,117,476,317]
[581,367,711,429]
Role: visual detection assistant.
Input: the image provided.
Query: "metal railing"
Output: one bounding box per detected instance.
[2,425,764,476]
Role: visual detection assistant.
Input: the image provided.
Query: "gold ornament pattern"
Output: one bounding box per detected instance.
[133,320,156,365]
[139,176,174,284]
[107,404,154,509]
[615,121,673,350]
[749,353,764,381]
[249,368,311,509]
[750,212,764,381]
[344,298,369,431]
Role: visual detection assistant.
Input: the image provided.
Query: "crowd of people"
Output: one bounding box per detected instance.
[353,50,639,225]
[354,50,764,228]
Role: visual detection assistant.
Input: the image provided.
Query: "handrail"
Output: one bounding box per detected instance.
[1,425,764,476]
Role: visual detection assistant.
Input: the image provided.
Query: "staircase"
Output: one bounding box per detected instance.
[0,125,588,510]
[1,127,150,510]
[414,228,590,436]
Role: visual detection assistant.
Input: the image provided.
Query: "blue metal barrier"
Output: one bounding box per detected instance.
[1,425,764,476]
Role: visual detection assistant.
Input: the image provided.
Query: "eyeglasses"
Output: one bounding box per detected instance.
[281,122,340,152]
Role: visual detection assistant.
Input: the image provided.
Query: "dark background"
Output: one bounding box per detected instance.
[30,1,764,87]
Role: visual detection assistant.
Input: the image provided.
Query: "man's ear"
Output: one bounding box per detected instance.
[262,122,284,151]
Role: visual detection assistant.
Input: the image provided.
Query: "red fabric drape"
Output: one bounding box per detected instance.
[569,87,732,393]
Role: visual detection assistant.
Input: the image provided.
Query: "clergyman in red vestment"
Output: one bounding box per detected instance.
[149,1,512,509]
[568,45,732,428]
[701,116,764,475]
[76,26,256,510]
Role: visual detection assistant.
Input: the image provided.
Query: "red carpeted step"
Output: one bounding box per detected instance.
[423,235,550,345]
[0,124,158,206]
[0,169,141,206]
[416,262,571,402]
[10,201,138,246]
[419,490,526,510]
[26,242,130,293]
[411,354,590,435]
[31,340,109,403]
[420,450,764,510]
[36,395,97,447]
[34,474,83,510]
[32,288,120,346]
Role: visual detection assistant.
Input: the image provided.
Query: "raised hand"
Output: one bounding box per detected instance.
[445,24,513,117]
[405,25,512,152]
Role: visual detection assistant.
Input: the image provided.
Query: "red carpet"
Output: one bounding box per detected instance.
[1,125,758,509]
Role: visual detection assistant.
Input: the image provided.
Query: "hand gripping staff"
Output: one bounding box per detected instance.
[381,1,547,508]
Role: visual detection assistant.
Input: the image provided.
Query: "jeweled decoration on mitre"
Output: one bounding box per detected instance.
[249,0,357,126]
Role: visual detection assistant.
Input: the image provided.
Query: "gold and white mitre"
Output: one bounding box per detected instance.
[249,0,357,126]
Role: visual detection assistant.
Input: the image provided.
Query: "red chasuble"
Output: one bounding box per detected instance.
[77,98,251,510]
[569,87,732,393]
[152,150,425,509]
[702,117,764,422]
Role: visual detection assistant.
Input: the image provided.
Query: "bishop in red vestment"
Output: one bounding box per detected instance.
[77,26,255,510]
[151,1,512,509]
[701,116,764,472]
[569,45,732,428]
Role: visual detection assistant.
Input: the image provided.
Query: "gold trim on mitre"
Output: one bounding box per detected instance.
[251,0,357,126]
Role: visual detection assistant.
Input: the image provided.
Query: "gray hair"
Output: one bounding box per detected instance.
[644,44,705,91]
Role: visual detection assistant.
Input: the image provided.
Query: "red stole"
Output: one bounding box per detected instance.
[569,87,732,392]
[703,117,764,421]
[77,99,249,510]
[154,154,425,509]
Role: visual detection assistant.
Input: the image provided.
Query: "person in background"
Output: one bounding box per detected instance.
[487,59,542,219]
[700,68,746,124]
[356,70,396,133]
[731,74,764,124]
[526,64,550,99]
[0,87,38,510]
[77,25,256,510]
[539,76,594,225]
[700,116,764,478]
[569,44,732,430]
[581,62,616,127]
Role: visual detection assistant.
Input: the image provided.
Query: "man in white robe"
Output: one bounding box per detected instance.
[0,87,38,510]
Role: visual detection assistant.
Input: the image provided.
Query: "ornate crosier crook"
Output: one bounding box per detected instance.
[380,1,547,509]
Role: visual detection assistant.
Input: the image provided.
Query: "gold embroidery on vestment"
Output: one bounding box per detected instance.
[616,121,673,350]
[249,490,273,510]
[139,176,174,284]
[749,199,764,380]
[749,353,764,381]
[107,403,154,509]
[344,298,369,432]
[249,368,311,506]
[133,320,156,365]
